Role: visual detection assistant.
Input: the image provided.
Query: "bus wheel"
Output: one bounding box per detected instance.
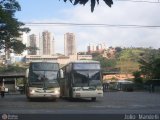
[27,97,32,102]
[53,98,58,102]
[91,97,96,102]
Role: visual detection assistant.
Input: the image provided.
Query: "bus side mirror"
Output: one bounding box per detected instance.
[60,69,64,79]
[25,68,29,78]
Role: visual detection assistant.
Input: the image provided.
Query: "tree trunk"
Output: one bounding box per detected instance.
[5,48,10,65]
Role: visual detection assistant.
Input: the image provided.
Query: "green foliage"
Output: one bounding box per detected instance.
[119,48,143,61]
[0,0,30,57]
[11,40,26,54]
[16,78,24,85]
[115,47,122,53]
[117,48,143,73]
[133,71,143,84]
[152,58,160,79]
[92,54,117,71]
[62,0,113,12]
[91,48,143,73]
[139,48,160,79]
[91,47,160,80]
[0,65,26,73]
[26,46,39,55]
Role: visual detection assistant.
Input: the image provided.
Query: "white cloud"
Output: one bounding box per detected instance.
[24,1,160,53]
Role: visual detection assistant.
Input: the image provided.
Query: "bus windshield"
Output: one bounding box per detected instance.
[28,62,59,87]
[73,70,102,87]
[31,71,58,81]
[29,71,59,87]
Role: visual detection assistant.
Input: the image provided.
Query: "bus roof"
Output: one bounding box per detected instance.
[60,60,100,69]
[30,61,58,64]
[69,60,100,64]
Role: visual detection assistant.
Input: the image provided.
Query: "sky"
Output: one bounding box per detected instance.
[15,0,160,54]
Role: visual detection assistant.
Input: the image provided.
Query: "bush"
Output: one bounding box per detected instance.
[0,65,26,73]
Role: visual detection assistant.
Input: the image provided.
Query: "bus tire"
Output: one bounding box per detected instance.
[27,97,32,101]
[91,97,96,102]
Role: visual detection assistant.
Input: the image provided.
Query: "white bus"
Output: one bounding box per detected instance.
[25,62,60,100]
[59,61,103,101]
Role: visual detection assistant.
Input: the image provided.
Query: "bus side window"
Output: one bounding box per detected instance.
[60,69,64,79]
[26,69,29,78]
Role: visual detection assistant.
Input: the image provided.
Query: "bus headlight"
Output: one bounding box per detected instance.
[97,87,103,91]
[55,90,60,94]
[30,90,35,94]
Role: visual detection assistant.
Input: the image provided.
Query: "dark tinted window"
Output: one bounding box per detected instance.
[73,63,100,70]
[31,62,59,71]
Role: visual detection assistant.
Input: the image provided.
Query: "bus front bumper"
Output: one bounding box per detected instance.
[29,93,60,98]
[72,91,103,98]
[28,88,60,99]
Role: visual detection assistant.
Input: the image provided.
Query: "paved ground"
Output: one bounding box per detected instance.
[0,91,160,114]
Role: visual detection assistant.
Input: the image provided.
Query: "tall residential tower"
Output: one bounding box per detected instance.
[29,34,37,55]
[42,31,54,55]
[64,32,76,56]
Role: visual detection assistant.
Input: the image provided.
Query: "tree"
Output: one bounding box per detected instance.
[139,48,160,79]
[151,58,160,79]
[11,40,26,54]
[61,0,113,12]
[118,48,140,73]
[27,46,39,55]
[93,54,117,71]
[133,71,143,84]
[0,0,30,62]
[115,47,122,53]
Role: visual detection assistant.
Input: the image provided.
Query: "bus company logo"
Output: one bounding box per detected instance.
[1,114,8,120]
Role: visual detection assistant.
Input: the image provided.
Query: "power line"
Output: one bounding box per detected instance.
[115,0,160,3]
[25,22,160,29]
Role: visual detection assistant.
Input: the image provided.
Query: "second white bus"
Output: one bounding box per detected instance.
[59,61,103,101]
